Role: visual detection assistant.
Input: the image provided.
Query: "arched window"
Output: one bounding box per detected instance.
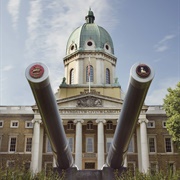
[67,121,74,130]
[106,121,113,130]
[106,68,110,84]
[86,65,94,82]
[70,69,74,84]
[87,121,93,130]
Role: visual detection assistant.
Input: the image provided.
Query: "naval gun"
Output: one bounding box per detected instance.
[25,62,154,179]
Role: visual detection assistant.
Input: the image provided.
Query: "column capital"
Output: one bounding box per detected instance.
[32,119,42,124]
[74,119,84,124]
[34,114,41,119]
[96,119,106,124]
[138,118,148,124]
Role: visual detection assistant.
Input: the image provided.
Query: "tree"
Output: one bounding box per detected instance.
[163,82,180,150]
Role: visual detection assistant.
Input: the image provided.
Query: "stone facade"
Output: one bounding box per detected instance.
[0,104,179,174]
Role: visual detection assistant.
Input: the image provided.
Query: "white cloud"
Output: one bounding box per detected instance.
[7,0,21,30]
[27,0,42,35]
[145,77,179,105]
[2,65,14,72]
[145,88,168,105]
[26,0,42,60]
[159,34,175,44]
[154,34,175,52]
[25,0,119,92]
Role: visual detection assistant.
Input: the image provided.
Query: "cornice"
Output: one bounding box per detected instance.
[63,50,117,65]
[56,92,123,105]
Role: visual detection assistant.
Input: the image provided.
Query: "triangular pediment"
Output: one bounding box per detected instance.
[31,90,148,112]
[56,92,123,108]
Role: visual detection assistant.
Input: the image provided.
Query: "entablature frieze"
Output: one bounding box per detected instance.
[63,51,117,66]
[31,108,147,117]
[59,109,120,115]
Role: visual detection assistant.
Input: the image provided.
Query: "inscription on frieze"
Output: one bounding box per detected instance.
[59,109,120,114]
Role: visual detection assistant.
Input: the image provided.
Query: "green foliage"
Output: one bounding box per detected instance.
[115,169,180,180]
[163,82,180,150]
[0,168,179,180]
[0,168,62,180]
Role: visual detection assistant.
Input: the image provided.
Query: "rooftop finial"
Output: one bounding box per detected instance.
[85,8,95,24]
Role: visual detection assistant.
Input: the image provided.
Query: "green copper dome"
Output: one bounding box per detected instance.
[66,9,114,55]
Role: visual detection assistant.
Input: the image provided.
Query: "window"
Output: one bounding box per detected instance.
[0,120,4,128]
[168,162,175,174]
[150,162,158,175]
[106,121,113,130]
[106,137,113,153]
[148,137,156,153]
[67,121,74,130]
[104,43,112,53]
[128,137,134,153]
[87,121,93,130]
[7,160,15,168]
[85,40,95,50]
[69,44,77,54]
[165,137,173,153]
[45,162,53,176]
[105,45,109,50]
[46,138,52,153]
[0,136,2,151]
[147,121,155,128]
[127,162,135,176]
[71,45,75,50]
[25,137,32,152]
[86,65,93,82]
[86,137,94,153]
[24,162,31,171]
[70,69,74,84]
[162,121,166,128]
[67,137,74,152]
[87,41,93,46]
[85,162,95,169]
[25,121,33,128]
[106,68,110,84]
[10,121,19,128]
[9,137,17,152]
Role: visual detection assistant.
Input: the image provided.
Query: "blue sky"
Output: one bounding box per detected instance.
[0,0,179,105]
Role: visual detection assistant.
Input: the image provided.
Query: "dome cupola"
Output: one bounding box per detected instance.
[66,9,114,56]
[63,9,117,86]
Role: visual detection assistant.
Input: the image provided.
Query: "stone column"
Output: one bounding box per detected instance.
[96,59,103,84]
[136,125,142,172]
[123,156,127,167]
[96,119,106,169]
[76,59,83,84]
[74,119,84,170]
[138,117,149,173]
[53,156,57,168]
[30,118,42,174]
[38,126,44,172]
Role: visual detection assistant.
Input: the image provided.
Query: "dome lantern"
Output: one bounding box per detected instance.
[85,8,95,23]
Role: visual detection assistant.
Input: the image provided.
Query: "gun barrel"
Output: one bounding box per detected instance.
[25,63,74,170]
[106,63,154,169]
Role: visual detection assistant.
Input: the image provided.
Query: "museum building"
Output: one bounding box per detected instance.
[0,10,179,174]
